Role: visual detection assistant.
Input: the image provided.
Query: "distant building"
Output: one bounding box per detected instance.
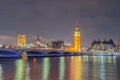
[116,40,120,52]
[17,33,27,48]
[90,39,116,52]
[52,40,64,50]
[35,35,41,48]
[65,23,81,52]
[34,35,47,49]
[73,23,81,52]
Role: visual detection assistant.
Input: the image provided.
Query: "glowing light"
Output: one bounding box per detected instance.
[70,56,83,80]
[64,23,81,52]
[42,58,50,80]
[17,33,26,47]
[0,45,3,48]
[25,63,31,80]
[59,57,65,80]
[32,58,37,80]
[33,58,37,62]
[74,24,81,52]
[14,60,30,80]
[14,60,25,80]
[100,56,105,80]
[0,64,3,80]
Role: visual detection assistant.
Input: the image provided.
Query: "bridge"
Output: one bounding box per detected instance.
[0,48,120,58]
[0,48,75,57]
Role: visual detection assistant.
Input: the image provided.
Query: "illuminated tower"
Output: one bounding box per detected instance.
[17,33,22,46]
[36,35,40,43]
[74,24,81,52]
[118,40,120,51]
[21,34,26,45]
[36,35,41,47]
[17,33,26,47]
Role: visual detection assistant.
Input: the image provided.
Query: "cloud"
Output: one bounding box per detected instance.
[0,35,16,45]
[27,35,54,44]
[0,35,54,45]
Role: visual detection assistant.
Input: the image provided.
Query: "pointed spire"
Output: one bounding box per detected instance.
[37,34,40,41]
[75,22,79,31]
[18,32,22,37]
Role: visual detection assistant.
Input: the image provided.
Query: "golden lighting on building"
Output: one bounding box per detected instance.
[64,23,81,52]
[17,33,27,47]
[73,24,81,52]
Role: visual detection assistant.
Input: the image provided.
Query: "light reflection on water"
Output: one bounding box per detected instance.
[59,57,65,80]
[32,58,37,80]
[0,64,3,80]
[42,58,50,80]
[0,56,120,80]
[70,56,83,80]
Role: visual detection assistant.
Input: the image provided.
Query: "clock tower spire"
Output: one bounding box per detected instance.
[74,23,81,52]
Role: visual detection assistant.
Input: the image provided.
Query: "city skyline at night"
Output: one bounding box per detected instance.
[1,1,120,80]
[0,0,120,47]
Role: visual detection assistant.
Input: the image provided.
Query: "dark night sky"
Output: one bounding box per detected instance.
[0,0,120,47]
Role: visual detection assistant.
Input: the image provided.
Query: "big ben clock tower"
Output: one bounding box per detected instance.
[74,24,81,52]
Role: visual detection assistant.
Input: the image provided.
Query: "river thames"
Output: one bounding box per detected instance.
[0,56,120,80]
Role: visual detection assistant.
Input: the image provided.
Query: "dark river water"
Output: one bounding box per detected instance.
[0,56,120,80]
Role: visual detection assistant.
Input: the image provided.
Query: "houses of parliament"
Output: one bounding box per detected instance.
[64,24,81,52]
[17,33,27,47]
[17,24,81,52]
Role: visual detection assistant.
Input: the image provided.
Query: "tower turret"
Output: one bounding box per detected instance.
[17,33,26,47]
[74,23,81,52]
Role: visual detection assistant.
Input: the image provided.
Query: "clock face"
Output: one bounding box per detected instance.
[75,34,77,36]
[75,33,80,36]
